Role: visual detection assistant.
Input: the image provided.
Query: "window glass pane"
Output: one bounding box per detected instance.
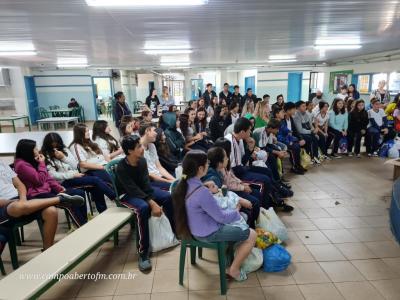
[358,75,370,94]
[389,72,400,92]
[371,73,388,90]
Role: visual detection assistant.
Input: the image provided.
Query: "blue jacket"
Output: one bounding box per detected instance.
[202,167,224,188]
[278,119,298,145]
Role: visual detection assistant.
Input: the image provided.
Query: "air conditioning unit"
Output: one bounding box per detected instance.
[0,68,11,86]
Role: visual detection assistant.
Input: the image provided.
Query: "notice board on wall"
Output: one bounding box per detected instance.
[329,70,353,93]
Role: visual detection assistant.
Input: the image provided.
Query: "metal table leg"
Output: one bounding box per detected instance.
[12,120,16,133]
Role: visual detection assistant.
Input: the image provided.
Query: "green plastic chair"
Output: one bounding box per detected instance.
[0,234,7,275]
[179,239,229,295]
[170,180,230,295]
[0,217,44,270]
[105,159,136,232]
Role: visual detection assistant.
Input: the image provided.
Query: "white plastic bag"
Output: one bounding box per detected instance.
[149,214,179,252]
[240,247,263,274]
[256,207,288,242]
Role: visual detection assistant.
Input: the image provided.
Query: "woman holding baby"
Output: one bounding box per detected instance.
[172,150,256,282]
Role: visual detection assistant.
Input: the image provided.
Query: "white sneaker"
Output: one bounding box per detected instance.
[324,155,332,161]
[313,157,321,164]
[368,153,372,157]
[372,152,378,157]
[348,152,354,157]
[333,154,342,159]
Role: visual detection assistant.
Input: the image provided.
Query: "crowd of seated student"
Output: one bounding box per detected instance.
[4,82,400,281]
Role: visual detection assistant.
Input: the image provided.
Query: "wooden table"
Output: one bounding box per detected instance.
[0,115,31,133]
[37,117,79,130]
[0,131,74,156]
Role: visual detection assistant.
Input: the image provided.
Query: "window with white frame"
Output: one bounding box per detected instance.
[371,73,388,90]
[389,72,400,93]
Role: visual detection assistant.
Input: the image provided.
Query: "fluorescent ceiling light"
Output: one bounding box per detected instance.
[0,41,35,51]
[57,57,88,67]
[314,45,361,50]
[160,55,190,63]
[267,59,297,63]
[269,55,296,60]
[86,0,207,6]
[160,62,190,66]
[144,49,192,55]
[0,51,37,56]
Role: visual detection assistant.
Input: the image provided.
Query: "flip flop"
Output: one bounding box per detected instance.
[225,268,247,282]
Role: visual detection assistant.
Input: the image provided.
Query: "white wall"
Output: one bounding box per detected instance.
[136,73,155,102]
[320,59,400,102]
[30,69,113,121]
[257,68,311,103]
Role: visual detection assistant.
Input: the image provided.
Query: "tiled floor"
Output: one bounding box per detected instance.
[1,134,400,299]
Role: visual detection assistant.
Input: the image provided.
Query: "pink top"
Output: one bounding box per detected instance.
[14,159,63,198]
[221,168,245,192]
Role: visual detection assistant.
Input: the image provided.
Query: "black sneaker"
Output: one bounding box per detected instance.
[58,193,84,207]
[281,204,294,212]
[279,181,292,189]
[138,252,152,272]
[291,167,305,175]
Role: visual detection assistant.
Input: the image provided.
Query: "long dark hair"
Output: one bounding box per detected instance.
[213,138,232,170]
[207,146,225,169]
[15,139,39,169]
[332,98,346,115]
[212,105,224,122]
[172,150,208,239]
[179,113,190,139]
[41,132,69,171]
[154,128,171,157]
[194,107,208,132]
[70,123,102,154]
[92,120,119,152]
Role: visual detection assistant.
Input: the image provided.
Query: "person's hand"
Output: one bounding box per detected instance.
[150,201,163,217]
[59,187,66,193]
[361,129,366,135]
[36,154,45,162]
[195,133,203,141]
[382,128,389,135]
[254,147,260,153]
[239,198,253,209]
[74,173,85,178]
[201,132,207,137]
[236,203,241,211]
[53,149,65,160]
[277,151,286,159]
[243,184,252,193]
[299,140,306,146]
[342,130,347,136]
[314,128,319,134]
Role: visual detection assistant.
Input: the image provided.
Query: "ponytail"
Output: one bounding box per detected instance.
[172,150,208,239]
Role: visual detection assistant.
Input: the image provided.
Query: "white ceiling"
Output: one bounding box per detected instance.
[0,0,399,70]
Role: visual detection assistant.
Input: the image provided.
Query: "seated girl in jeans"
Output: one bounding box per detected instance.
[172,150,256,282]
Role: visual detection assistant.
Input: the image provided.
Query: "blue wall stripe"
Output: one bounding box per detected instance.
[258,70,312,74]
[33,75,92,78]
[35,84,94,88]
[258,78,310,82]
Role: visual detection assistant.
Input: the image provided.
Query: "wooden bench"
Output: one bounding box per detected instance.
[0,207,133,300]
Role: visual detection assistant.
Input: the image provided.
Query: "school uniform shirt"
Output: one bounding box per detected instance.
[46,148,80,182]
[368,108,386,129]
[145,96,160,117]
[219,90,233,105]
[143,143,162,177]
[224,133,245,168]
[336,93,348,100]
[116,157,154,201]
[70,143,108,173]
[0,160,18,200]
[202,90,217,107]
[93,137,119,159]
[314,111,329,128]
[293,111,314,135]
[231,93,242,104]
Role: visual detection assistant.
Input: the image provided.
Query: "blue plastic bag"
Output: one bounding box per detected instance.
[262,244,291,272]
[339,137,348,153]
[379,139,395,158]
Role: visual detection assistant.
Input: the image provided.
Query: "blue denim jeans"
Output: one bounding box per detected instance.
[195,225,250,243]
